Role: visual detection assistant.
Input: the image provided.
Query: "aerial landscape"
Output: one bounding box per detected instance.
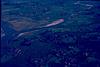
[1,0,100,67]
